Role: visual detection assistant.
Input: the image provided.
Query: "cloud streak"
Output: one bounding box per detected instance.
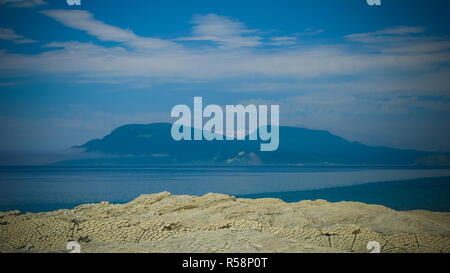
[0,11,446,87]
[41,10,174,49]
[175,13,262,49]
[0,27,37,43]
[0,0,46,8]
[1,13,448,87]
[0,11,449,112]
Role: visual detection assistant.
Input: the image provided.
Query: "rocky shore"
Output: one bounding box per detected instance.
[1,192,449,253]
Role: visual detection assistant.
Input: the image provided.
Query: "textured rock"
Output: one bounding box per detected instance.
[0,192,449,253]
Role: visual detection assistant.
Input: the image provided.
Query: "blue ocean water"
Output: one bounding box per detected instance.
[0,166,450,212]
[238,176,450,212]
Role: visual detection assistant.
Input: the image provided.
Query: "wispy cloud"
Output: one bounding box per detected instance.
[0,12,449,96]
[175,13,262,49]
[373,26,425,35]
[0,27,21,40]
[346,26,450,56]
[346,26,425,43]
[41,10,175,49]
[296,28,324,36]
[0,27,37,43]
[268,36,297,46]
[41,10,136,42]
[0,0,46,8]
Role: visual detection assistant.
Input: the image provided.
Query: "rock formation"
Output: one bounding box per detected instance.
[1,192,449,253]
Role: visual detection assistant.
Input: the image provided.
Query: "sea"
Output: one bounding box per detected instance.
[0,165,450,213]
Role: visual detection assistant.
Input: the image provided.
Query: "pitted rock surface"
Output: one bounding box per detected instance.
[1,192,449,253]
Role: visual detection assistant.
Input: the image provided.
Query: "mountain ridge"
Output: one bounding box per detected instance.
[62,122,444,166]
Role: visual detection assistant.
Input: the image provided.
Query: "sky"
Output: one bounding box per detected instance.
[0,0,449,158]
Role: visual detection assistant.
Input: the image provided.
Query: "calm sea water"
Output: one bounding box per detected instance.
[1,166,450,212]
[238,176,450,212]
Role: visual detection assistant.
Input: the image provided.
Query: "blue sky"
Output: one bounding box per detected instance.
[0,0,449,155]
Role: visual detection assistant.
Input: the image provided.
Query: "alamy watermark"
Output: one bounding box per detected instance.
[65,239,381,253]
[170,97,279,151]
[66,241,81,253]
[367,241,381,253]
[366,0,381,6]
[66,0,81,6]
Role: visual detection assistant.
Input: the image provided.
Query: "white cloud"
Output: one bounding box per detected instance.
[175,13,262,49]
[346,26,450,58]
[12,38,37,44]
[0,0,46,8]
[2,38,448,82]
[41,10,136,42]
[268,36,297,46]
[346,26,425,43]
[41,10,175,49]
[375,26,425,35]
[0,12,449,96]
[345,26,428,46]
[271,36,296,41]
